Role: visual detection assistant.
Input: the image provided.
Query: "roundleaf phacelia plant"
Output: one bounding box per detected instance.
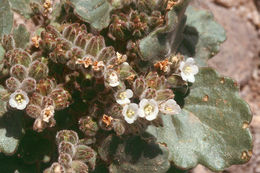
[0,0,253,172]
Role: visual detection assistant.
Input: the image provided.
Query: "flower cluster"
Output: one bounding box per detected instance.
[2,35,71,132]
[115,83,181,124]
[26,78,71,132]
[4,48,48,110]
[44,130,96,173]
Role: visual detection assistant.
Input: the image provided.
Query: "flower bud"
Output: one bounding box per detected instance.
[85,36,105,57]
[79,116,99,137]
[2,35,15,51]
[71,161,89,173]
[50,162,66,173]
[21,77,37,93]
[148,11,164,29]
[28,60,49,80]
[167,74,187,88]
[30,92,43,106]
[49,88,71,110]
[5,77,21,92]
[140,88,156,99]
[74,145,96,163]
[58,141,75,157]
[145,72,165,89]
[155,89,174,101]
[109,14,129,41]
[42,96,55,108]
[33,118,47,132]
[97,46,115,63]
[112,119,125,136]
[6,48,32,67]
[26,104,42,119]
[118,62,136,81]
[108,103,123,118]
[78,138,96,145]
[56,130,79,145]
[133,76,146,96]
[58,152,72,168]
[36,78,56,96]
[10,64,27,81]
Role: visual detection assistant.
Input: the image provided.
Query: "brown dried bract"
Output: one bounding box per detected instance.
[154,59,172,72]
[31,36,41,48]
[92,61,105,71]
[166,0,180,11]
[102,114,113,127]
[76,57,93,68]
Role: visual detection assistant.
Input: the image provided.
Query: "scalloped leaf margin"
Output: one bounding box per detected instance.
[146,67,253,171]
[178,6,226,66]
[0,0,13,38]
[67,0,115,31]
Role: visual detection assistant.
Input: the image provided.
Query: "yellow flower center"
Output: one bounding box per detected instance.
[184,66,192,74]
[165,106,173,112]
[119,92,127,100]
[126,109,135,118]
[15,94,24,104]
[144,104,154,115]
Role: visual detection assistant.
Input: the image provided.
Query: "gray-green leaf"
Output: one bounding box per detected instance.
[0,0,13,38]
[178,6,226,66]
[0,111,24,155]
[139,0,191,62]
[13,24,30,49]
[67,0,114,31]
[0,85,9,117]
[8,0,32,19]
[109,136,170,173]
[0,44,5,71]
[146,67,253,171]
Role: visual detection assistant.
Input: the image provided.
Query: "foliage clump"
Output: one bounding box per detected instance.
[0,0,253,172]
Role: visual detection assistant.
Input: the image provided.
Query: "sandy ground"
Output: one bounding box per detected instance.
[191,0,260,172]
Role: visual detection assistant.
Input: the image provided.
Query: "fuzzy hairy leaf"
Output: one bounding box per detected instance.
[8,0,31,19]
[0,0,13,38]
[68,0,114,31]
[146,67,253,171]
[0,85,9,117]
[0,111,24,155]
[13,24,30,49]
[178,6,226,66]
[109,136,170,173]
[0,44,5,71]
[139,0,190,62]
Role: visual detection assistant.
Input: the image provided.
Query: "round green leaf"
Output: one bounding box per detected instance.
[13,24,30,49]
[139,0,191,62]
[0,85,9,117]
[0,0,13,38]
[0,111,24,155]
[146,67,253,171]
[67,0,114,31]
[109,136,170,173]
[178,6,226,66]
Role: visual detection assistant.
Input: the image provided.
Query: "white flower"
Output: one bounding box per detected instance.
[106,70,120,87]
[138,99,159,121]
[159,99,181,115]
[179,58,199,83]
[9,89,29,110]
[115,89,133,105]
[41,106,55,123]
[122,103,139,124]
